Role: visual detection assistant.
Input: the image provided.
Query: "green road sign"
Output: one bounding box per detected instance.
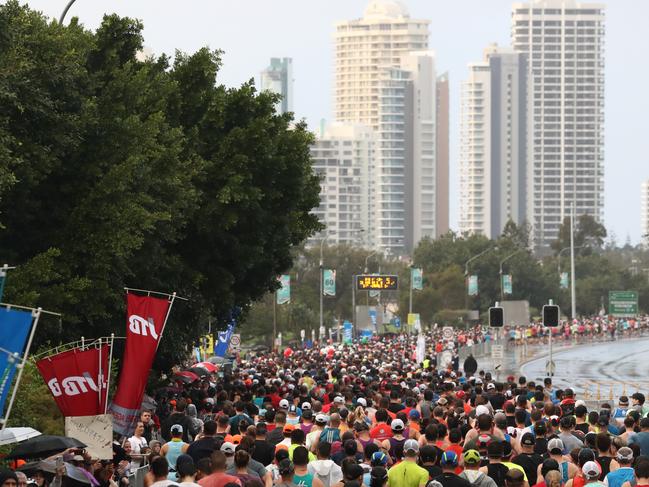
[608,291,638,317]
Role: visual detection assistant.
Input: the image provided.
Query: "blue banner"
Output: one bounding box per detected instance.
[0,307,34,416]
[369,309,377,326]
[502,274,513,295]
[343,321,353,345]
[560,272,569,289]
[276,275,291,305]
[411,268,423,290]
[468,275,479,296]
[323,269,336,297]
[214,312,237,357]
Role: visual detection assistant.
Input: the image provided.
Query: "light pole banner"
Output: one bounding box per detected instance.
[467,275,479,296]
[0,307,34,417]
[343,321,353,344]
[110,293,171,435]
[560,272,569,289]
[276,275,291,305]
[502,274,513,295]
[36,345,110,417]
[323,269,336,296]
[411,268,423,290]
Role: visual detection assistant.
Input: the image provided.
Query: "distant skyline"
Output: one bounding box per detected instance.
[21,0,649,244]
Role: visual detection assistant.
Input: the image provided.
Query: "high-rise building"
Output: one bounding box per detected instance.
[259,58,294,114]
[309,123,375,247]
[435,73,450,237]
[333,0,446,255]
[459,45,528,238]
[334,0,428,128]
[642,180,649,246]
[512,0,605,253]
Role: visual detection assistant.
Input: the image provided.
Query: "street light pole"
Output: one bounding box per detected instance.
[59,0,78,24]
[499,249,524,302]
[409,265,414,315]
[464,246,498,312]
[319,232,333,335]
[570,203,577,320]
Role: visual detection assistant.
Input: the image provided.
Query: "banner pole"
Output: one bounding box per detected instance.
[104,333,115,414]
[2,307,41,430]
[97,338,103,412]
[155,292,177,352]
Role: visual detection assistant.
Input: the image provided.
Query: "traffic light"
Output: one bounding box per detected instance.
[542,304,560,327]
[489,306,504,327]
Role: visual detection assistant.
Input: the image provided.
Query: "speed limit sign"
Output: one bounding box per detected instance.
[229,334,241,351]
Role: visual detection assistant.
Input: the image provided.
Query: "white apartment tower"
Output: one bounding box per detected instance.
[333,0,444,255]
[512,0,605,253]
[460,45,529,238]
[310,123,375,247]
[259,58,294,114]
[642,180,649,246]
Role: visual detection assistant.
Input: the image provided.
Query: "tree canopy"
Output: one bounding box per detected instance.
[0,2,321,365]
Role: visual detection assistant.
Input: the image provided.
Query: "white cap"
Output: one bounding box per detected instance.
[220,442,235,454]
[301,402,312,410]
[475,405,491,417]
[315,414,329,423]
[357,398,367,407]
[279,399,289,409]
[333,396,344,404]
[391,419,405,431]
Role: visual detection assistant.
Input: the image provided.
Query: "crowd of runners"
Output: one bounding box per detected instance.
[5,316,649,487]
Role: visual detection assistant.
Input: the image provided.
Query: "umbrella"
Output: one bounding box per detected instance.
[188,367,209,377]
[0,427,41,446]
[7,435,86,459]
[39,460,92,485]
[192,361,218,373]
[172,371,199,383]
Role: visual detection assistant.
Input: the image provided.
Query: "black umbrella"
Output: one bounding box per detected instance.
[188,367,210,377]
[7,435,86,459]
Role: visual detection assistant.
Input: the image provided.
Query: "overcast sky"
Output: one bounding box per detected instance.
[20,0,649,244]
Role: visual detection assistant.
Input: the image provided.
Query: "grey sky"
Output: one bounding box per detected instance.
[21,0,649,244]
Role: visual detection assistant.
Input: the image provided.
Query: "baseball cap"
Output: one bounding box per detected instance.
[617,447,634,462]
[279,399,290,409]
[391,419,405,431]
[582,461,601,480]
[302,402,312,410]
[333,396,345,405]
[441,450,458,467]
[548,438,564,454]
[437,397,449,406]
[356,397,367,407]
[409,410,421,420]
[476,405,491,417]
[171,424,183,434]
[486,383,496,390]
[463,450,481,465]
[220,442,235,454]
[404,439,419,454]
[371,451,389,466]
[521,432,535,447]
[283,424,295,433]
[315,414,328,424]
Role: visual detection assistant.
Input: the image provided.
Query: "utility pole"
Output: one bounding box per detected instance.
[570,202,577,320]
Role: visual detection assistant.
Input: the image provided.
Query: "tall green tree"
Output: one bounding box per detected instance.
[0,2,321,365]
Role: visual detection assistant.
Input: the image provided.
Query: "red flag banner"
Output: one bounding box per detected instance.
[110,293,170,434]
[36,345,110,417]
